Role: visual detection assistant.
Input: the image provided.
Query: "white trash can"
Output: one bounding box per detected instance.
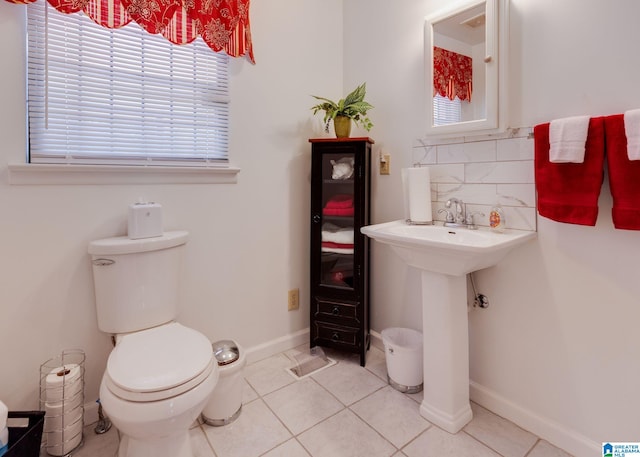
[381,328,423,394]
[202,340,247,426]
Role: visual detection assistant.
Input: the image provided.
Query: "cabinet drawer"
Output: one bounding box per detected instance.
[315,299,360,325]
[314,322,361,347]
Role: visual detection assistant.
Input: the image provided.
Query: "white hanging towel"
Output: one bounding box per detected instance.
[549,115,590,163]
[624,109,640,160]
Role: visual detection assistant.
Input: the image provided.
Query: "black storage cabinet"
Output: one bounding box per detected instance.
[6,411,45,457]
[309,137,372,366]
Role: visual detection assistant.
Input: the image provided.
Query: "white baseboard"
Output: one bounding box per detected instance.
[469,381,600,457]
[83,399,99,427]
[244,328,383,365]
[244,328,310,365]
[370,329,384,351]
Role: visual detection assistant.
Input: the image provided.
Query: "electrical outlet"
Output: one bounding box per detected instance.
[380,153,390,175]
[288,289,299,311]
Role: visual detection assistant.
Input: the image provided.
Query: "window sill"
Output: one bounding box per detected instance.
[8,163,241,185]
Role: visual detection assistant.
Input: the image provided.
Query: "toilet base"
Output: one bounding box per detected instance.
[118,430,192,457]
[202,404,242,427]
[100,363,218,457]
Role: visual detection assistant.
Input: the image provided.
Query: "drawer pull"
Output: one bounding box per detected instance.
[331,306,340,316]
[331,332,340,342]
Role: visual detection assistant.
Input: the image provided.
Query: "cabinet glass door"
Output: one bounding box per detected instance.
[319,152,355,291]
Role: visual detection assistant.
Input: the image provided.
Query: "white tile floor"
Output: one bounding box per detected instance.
[62,346,574,457]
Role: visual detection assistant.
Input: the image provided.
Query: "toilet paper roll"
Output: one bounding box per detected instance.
[401,168,410,221]
[45,380,83,408]
[44,401,83,433]
[45,364,82,403]
[45,389,82,414]
[404,167,433,223]
[45,420,83,457]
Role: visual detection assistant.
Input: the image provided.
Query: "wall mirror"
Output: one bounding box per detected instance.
[425,0,508,137]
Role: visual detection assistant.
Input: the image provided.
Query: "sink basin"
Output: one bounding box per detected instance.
[361,219,536,433]
[361,220,536,276]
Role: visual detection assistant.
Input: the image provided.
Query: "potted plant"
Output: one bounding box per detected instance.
[311,83,374,138]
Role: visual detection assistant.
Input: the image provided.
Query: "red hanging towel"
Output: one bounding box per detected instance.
[534,117,605,226]
[603,114,640,230]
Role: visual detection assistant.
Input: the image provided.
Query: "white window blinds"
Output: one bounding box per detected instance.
[27,2,230,167]
[433,93,462,126]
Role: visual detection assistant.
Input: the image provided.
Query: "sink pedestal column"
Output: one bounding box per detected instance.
[419,270,472,433]
[360,219,536,432]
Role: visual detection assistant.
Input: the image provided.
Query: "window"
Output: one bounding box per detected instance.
[433,94,462,126]
[26,3,230,167]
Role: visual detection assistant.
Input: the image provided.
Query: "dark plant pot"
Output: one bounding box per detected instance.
[334,116,352,138]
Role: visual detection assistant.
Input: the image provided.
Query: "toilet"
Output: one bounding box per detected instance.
[88,231,219,457]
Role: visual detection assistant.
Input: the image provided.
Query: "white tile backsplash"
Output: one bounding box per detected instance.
[429,163,465,183]
[410,143,437,166]
[414,132,537,231]
[437,140,497,163]
[497,184,536,208]
[507,207,537,231]
[437,183,500,206]
[496,136,535,161]
[465,161,534,184]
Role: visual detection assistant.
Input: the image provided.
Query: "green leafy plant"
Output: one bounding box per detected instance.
[311,83,374,132]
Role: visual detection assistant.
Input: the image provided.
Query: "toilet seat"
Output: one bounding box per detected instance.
[105,322,214,402]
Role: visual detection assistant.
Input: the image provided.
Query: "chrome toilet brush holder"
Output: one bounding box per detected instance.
[94,400,111,435]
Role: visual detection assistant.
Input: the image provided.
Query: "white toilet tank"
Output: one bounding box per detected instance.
[88,231,189,334]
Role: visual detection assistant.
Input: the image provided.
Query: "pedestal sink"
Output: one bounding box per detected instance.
[361,220,536,433]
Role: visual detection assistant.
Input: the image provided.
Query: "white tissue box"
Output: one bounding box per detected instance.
[128,202,163,239]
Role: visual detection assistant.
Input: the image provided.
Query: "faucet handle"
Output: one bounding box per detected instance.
[438,208,455,223]
[465,211,485,230]
[445,198,463,208]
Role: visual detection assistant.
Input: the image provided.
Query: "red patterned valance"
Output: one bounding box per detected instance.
[6,0,254,63]
[433,46,472,102]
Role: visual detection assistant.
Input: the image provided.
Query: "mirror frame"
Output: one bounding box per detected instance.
[425,0,508,137]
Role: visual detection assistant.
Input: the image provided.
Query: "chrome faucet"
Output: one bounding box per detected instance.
[446,198,465,224]
[439,198,485,230]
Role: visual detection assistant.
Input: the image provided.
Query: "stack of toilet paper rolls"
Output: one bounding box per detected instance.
[43,363,84,456]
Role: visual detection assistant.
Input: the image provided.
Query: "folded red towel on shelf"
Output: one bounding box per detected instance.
[321,241,354,249]
[322,207,354,217]
[534,117,605,226]
[604,114,640,230]
[324,194,354,209]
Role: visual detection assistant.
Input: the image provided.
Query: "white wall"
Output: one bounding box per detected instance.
[0,0,342,412]
[3,1,639,454]
[344,0,640,455]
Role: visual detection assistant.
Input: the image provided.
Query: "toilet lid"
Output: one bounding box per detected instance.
[106,323,213,401]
